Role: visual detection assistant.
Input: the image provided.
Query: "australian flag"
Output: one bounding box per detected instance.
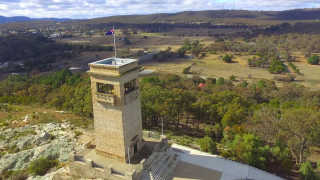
[105,29,114,36]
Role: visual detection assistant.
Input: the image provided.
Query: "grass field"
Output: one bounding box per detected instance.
[0,105,93,128]
[144,53,320,90]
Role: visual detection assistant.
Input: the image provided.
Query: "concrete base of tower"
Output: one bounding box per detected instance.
[66,136,176,180]
[68,149,140,180]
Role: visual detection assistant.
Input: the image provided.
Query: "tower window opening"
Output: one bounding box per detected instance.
[97,83,114,94]
[124,79,137,94]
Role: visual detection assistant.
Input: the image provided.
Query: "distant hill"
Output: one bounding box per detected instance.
[0,16,71,24]
[1,8,320,31]
[85,8,320,25]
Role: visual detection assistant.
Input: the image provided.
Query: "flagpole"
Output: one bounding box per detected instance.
[113,26,117,59]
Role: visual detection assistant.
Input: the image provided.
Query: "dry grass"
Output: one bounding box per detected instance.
[144,53,320,90]
[0,105,92,128]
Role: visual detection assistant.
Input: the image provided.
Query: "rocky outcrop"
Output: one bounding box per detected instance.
[0,123,84,175]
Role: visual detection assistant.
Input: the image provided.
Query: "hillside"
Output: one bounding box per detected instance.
[0,16,70,24]
[1,8,320,31]
[85,8,320,25]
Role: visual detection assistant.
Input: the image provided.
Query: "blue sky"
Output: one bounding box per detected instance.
[0,0,319,19]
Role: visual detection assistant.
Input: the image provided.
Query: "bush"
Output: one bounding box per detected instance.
[307,55,320,65]
[288,62,302,75]
[207,78,216,84]
[240,81,248,88]
[299,161,318,180]
[183,66,192,74]
[1,170,28,180]
[204,125,215,138]
[230,75,237,81]
[177,47,187,58]
[74,130,83,137]
[216,77,225,85]
[28,157,59,176]
[222,54,233,63]
[199,136,217,154]
[268,60,287,74]
[190,40,203,57]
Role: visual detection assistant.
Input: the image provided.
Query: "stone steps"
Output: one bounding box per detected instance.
[141,150,179,180]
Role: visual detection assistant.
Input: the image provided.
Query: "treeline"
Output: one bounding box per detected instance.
[140,74,320,178]
[0,69,92,117]
[0,34,113,73]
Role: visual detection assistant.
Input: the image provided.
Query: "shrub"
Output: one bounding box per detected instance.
[268,60,287,74]
[307,55,320,65]
[28,157,59,176]
[212,124,223,140]
[207,78,216,84]
[199,136,217,154]
[288,62,302,75]
[182,66,192,74]
[222,54,233,63]
[190,40,203,57]
[257,80,266,89]
[8,145,19,154]
[204,125,215,138]
[216,77,225,85]
[230,75,237,81]
[74,130,83,137]
[240,81,248,88]
[299,161,318,180]
[177,47,187,58]
[1,170,28,180]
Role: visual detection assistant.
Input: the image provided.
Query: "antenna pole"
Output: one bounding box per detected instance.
[128,146,131,164]
[113,26,117,59]
[161,118,164,136]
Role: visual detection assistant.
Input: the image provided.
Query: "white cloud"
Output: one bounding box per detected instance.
[0,0,319,19]
[0,4,8,10]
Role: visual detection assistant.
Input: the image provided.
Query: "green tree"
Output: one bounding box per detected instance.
[229,75,236,81]
[222,54,233,63]
[177,47,187,58]
[222,134,269,169]
[191,40,203,57]
[182,39,192,50]
[299,161,318,180]
[268,60,287,74]
[199,136,217,154]
[216,77,225,85]
[240,81,248,88]
[252,107,320,166]
[307,55,320,65]
[221,103,247,127]
[281,109,320,165]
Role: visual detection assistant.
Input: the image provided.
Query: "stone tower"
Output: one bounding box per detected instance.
[88,58,143,163]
